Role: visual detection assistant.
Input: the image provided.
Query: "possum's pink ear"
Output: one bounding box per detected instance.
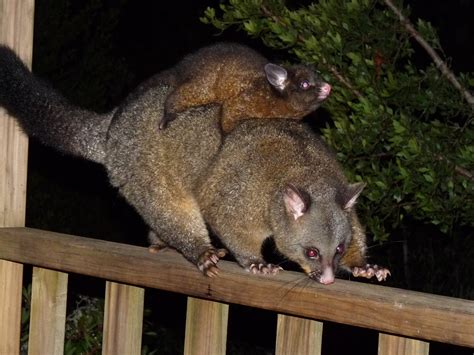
[283,184,310,220]
[265,63,288,92]
[343,183,366,210]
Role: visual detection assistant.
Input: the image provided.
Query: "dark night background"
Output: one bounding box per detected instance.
[21,0,473,354]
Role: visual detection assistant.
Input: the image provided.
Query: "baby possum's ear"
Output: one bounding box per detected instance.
[264,63,289,92]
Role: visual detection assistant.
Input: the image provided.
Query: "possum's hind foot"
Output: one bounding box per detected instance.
[148,237,168,254]
[248,263,283,275]
[158,111,177,130]
[148,243,168,254]
[147,231,168,253]
[197,248,228,277]
[352,264,391,281]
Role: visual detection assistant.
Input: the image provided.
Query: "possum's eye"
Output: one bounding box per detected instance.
[306,248,319,259]
[336,243,345,255]
[299,80,311,90]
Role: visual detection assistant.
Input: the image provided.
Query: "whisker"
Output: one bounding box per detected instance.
[275,273,312,306]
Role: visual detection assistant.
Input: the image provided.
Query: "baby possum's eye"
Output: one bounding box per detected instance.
[336,243,345,255]
[299,80,311,90]
[306,248,319,259]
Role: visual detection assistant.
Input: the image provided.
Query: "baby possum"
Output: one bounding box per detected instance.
[159,42,331,132]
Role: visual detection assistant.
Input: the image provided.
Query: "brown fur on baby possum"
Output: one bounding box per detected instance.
[159,42,331,133]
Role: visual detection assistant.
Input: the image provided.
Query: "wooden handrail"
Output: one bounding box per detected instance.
[0,227,473,348]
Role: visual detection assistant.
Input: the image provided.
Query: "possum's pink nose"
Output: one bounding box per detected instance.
[319,266,335,285]
[318,83,331,100]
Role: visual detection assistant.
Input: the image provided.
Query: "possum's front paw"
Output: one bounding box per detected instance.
[352,264,391,281]
[248,263,283,275]
[197,248,228,277]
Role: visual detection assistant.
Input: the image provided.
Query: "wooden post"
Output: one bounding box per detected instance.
[102,281,145,355]
[28,268,68,355]
[0,1,35,354]
[276,314,323,355]
[378,334,429,355]
[184,297,229,355]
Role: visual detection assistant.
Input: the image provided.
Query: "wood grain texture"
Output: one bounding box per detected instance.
[184,297,229,355]
[28,267,68,355]
[0,1,34,354]
[378,333,429,355]
[276,314,323,355]
[0,0,32,228]
[0,227,473,348]
[102,281,145,355]
[0,261,23,354]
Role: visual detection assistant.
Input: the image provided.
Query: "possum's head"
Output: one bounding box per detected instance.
[274,182,365,285]
[264,63,331,116]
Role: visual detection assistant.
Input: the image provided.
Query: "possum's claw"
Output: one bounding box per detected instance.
[352,264,391,281]
[197,248,228,277]
[248,263,283,275]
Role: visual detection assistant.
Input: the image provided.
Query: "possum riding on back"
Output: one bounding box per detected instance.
[158,42,332,132]
[0,45,389,284]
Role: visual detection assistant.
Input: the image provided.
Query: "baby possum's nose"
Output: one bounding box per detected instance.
[318,83,332,100]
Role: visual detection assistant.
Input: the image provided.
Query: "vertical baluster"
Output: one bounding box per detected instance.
[184,297,229,355]
[276,314,323,355]
[28,268,68,355]
[378,333,429,355]
[102,282,145,354]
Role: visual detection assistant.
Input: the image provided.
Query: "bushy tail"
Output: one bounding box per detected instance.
[0,45,112,164]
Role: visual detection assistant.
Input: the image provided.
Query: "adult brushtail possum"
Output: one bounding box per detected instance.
[158,42,332,132]
[198,119,389,283]
[0,45,389,284]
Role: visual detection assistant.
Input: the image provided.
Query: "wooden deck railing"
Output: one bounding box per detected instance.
[0,227,473,354]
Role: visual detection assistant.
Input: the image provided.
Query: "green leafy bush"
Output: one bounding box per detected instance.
[64,296,103,355]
